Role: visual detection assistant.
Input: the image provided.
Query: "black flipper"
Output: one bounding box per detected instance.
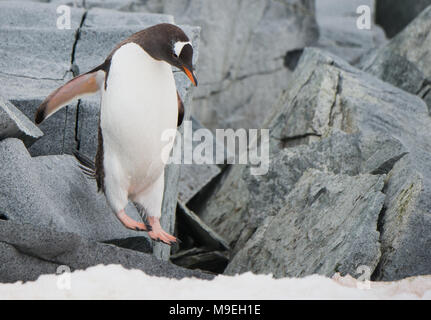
[177,91,184,127]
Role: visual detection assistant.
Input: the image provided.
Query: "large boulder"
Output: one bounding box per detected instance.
[200,131,406,256]
[0,219,212,283]
[360,6,431,114]
[376,0,431,38]
[226,169,384,278]
[265,48,431,281]
[0,1,84,155]
[201,48,431,280]
[0,138,144,242]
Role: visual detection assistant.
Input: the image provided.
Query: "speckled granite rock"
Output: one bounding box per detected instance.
[201,48,431,280]
[200,131,406,257]
[226,169,384,278]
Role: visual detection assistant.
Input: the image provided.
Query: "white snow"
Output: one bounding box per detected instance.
[0,264,430,300]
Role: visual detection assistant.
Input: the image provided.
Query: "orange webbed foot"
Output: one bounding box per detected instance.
[147,216,178,246]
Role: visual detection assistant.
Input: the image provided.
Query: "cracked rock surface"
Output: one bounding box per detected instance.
[360,6,431,114]
[201,48,431,280]
[226,169,384,278]
[200,131,407,257]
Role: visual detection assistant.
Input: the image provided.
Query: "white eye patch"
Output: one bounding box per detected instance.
[173,41,192,57]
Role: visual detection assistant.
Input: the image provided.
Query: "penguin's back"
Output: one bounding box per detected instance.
[100,42,178,194]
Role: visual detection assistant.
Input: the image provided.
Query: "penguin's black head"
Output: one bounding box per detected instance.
[132,23,198,86]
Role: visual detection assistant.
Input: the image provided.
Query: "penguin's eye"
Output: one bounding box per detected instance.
[172,52,178,59]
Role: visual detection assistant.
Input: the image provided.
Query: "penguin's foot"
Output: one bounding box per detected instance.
[117,210,152,232]
[147,216,178,245]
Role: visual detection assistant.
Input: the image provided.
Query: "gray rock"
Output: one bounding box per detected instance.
[202,48,431,280]
[265,48,431,157]
[103,236,152,254]
[315,0,387,64]
[0,219,212,283]
[0,138,145,242]
[0,96,43,147]
[0,3,77,102]
[0,73,67,103]
[188,116,233,168]
[178,164,221,204]
[0,1,85,155]
[276,48,431,280]
[12,97,77,156]
[177,202,229,251]
[226,169,384,278]
[141,0,319,131]
[249,48,431,280]
[360,6,431,113]
[83,7,173,28]
[82,0,143,11]
[376,0,431,38]
[200,131,406,256]
[0,242,61,284]
[0,2,83,93]
[372,156,431,280]
[155,160,181,261]
[0,1,84,30]
[50,0,86,6]
[177,117,222,204]
[316,0,375,18]
[171,247,229,274]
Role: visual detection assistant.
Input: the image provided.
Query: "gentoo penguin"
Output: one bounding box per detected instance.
[34,23,197,245]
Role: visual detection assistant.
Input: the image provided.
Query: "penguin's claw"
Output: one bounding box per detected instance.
[116,210,150,232]
[147,216,178,246]
[142,215,152,232]
[150,233,178,246]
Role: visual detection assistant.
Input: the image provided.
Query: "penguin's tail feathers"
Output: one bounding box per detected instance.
[73,150,96,179]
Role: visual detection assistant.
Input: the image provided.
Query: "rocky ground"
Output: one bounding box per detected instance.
[0,0,430,285]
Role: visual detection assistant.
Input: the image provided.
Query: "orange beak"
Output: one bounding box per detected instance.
[183,66,198,86]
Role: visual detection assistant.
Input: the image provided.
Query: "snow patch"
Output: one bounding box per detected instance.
[0,264,430,300]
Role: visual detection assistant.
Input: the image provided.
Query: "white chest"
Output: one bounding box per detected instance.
[100,42,178,182]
